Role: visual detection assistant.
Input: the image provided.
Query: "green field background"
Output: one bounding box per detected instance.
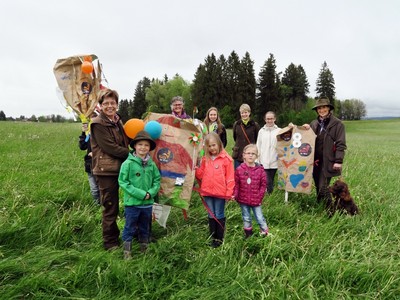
[0,119,399,299]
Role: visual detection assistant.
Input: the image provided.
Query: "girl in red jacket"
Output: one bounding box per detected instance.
[195,132,235,247]
[233,144,269,238]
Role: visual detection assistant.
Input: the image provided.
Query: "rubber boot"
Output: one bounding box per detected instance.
[208,218,217,247]
[123,241,132,260]
[214,218,226,247]
[244,227,253,239]
[140,242,148,253]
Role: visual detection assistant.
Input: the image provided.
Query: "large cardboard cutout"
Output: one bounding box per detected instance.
[145,113,204,210]
[277,125,316,194]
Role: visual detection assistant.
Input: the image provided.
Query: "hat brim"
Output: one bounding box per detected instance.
[312,104,334,111]
[130,139,156,151]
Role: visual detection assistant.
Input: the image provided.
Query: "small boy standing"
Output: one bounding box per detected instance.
[118,130,160,259]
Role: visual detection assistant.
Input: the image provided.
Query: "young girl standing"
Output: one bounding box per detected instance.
[203,107,227,148]
[233,144,269,238]
[195,132,235,247]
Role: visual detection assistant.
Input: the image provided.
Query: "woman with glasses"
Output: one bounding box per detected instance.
[90,89,130,250]
[170,96,191,119]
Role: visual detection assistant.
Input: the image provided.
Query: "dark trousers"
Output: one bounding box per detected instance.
[264,168,277,194]
[97,175,120,249]
[122,206,152,243]
[313,163,333,208]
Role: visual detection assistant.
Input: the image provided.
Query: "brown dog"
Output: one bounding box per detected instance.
[329,179,359,216]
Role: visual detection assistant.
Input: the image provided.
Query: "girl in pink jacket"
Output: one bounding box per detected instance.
[233,144,269,238]
[195,132,235,247]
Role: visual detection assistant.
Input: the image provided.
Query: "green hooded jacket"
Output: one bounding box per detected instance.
[118,152,161,206]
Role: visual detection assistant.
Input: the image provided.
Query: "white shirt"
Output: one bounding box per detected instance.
[256,124,280,169]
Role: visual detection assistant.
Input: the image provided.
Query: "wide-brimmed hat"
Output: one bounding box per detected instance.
[129,130,156,151]
[312,97,334,111]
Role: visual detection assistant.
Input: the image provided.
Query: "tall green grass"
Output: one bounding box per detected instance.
[1,119,400,299]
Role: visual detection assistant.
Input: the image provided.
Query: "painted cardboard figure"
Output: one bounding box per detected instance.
[145,113,204,210]
[53,54,102,120]
[276,124,316,194]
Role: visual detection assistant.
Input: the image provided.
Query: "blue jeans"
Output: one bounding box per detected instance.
[240,204,268,232]
[204,196,225,219]
[122,206,152,243]
[88,172,100,204]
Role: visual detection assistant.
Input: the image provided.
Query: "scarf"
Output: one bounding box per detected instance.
[317,113,331,134]
[172,110,190,119]
[132,152,151,167]
[208,122,218,133]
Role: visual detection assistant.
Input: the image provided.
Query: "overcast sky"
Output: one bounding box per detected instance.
[1,0,399,118]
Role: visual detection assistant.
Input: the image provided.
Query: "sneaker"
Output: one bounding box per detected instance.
[260,229,269,237]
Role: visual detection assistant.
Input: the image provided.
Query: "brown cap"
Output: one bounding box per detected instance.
[312,97,334,111]
[129,130,156,151]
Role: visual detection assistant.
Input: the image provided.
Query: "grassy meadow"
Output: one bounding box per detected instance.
[0,119,400,299]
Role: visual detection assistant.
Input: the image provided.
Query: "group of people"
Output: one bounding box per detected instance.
[78,89,347,257]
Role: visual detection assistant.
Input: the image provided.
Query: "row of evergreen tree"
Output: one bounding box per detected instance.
[0,52,366,124]
[118,52,366,127]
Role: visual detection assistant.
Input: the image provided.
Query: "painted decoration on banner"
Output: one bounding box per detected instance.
[145,113,205,210]
[53,54,103,122]
[276,124,316,194]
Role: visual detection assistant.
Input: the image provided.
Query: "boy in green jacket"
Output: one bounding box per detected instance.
[118,131,160,259]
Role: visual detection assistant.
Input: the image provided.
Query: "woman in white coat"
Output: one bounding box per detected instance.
[256,111,281,194]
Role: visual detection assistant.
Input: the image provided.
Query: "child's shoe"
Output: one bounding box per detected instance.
[244,228,253,239]
[140,243,148,253]
[123,241,132,260]
[260,228,269,237]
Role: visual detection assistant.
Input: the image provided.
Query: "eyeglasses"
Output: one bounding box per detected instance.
[172,103,183,107]
[102,101,117,107]
[244,152,257,156]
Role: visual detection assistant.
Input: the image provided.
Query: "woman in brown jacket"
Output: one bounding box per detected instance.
[305,97,347,212]
[91,89,130,250]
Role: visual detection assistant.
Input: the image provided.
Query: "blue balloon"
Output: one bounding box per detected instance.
[144,120,162,139]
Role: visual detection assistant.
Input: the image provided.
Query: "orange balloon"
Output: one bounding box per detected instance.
[81,61,93,74]
[83,55,93,62]
[124,118,145,139]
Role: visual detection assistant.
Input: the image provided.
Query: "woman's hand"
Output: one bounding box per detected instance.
[333,163,342,171]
